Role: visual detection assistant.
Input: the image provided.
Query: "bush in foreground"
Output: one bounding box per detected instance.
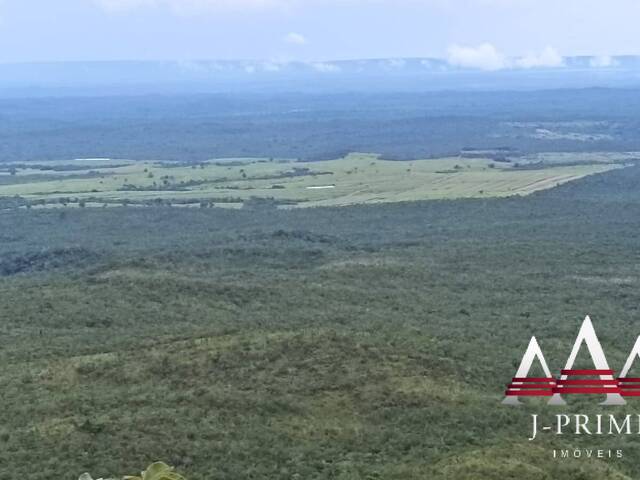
[79,462,186,480]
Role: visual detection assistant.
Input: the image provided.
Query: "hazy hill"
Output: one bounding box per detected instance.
[2,56,640,97]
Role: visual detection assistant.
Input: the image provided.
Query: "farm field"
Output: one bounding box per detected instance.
[0,152,634,209]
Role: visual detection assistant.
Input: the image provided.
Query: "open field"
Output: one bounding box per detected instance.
[0,152,634,209]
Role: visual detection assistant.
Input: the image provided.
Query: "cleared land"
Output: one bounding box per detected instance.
[0,152,635,209]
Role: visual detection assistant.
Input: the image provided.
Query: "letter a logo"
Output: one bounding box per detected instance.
[504,316,626,406]
[617,336,640,396]
[548,316,624,406]
[503,336,555,405]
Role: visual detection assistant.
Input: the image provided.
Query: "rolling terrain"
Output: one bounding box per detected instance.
[1,163,640,479]
[2,76,640,479]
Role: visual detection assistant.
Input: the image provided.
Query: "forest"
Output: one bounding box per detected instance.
[1,88,640,162]
[1,158,639,479]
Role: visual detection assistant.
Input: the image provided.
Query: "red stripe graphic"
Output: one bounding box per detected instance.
[503,371,640,397]
[507,384,555,390]
[505,390,554,396]
[512,377,556,382]
[552,387,622,394]
[556,379,618,386]
[561,369,614,375]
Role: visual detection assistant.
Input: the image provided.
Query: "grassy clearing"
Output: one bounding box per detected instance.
[0,152,631,209]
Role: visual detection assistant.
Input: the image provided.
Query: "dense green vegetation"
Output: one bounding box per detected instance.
[2,89,640,162]
[1,161,640,479]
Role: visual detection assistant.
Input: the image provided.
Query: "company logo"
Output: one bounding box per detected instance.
[503,316,640,406]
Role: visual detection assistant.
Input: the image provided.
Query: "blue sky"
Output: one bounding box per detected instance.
[0,0,639,64]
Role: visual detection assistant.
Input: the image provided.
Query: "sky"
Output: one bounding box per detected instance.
[0,0,639,64]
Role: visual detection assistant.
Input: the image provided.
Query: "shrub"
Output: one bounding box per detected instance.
[79,462,186,480]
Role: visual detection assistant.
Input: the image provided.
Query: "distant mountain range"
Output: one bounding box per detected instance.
[2,56,640,97]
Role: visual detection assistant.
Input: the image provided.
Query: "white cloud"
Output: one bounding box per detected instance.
[284,32,307,45]
[95,0,289,13]
[310,62,341,73]
[514,46,563,69]
[175,60,227,72]
[261,61,283,72]
[386,58,406,69]
[95,0,151,11]
[93,0,498,12]
[589,55,619,68]
[94,0,540,15]
[447,43,566,70]
[447,43,506,71]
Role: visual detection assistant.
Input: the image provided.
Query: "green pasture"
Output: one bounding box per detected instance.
[0,152,632,208]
